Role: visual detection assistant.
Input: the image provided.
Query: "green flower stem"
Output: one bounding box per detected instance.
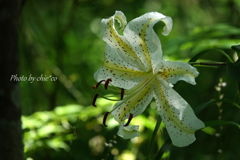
[154,138,172,160]
[189,62,227,66]
[189,49,234,63]
[148,115,162,156]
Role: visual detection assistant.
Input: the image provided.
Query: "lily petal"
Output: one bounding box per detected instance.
[94,65,148,89]
[153,76,205,147]
[124,12,172,74]
[101,11,145,71]
[111,75,154,122]
[117,122,140,139]
[160,61,199,85]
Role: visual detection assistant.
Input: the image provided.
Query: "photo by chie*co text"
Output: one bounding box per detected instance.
[10,74,58,83]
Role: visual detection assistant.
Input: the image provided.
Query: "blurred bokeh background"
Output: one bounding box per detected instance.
[19,0,240,159]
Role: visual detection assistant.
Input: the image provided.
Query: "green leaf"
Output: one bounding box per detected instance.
[205,120,240,129]
[54,104,83,116]
[194,99,240,115]
[227,45,240,90]
[238,81,240,91]
[227,61,240,81]
[231,45,240,55]
[201,126,216,135]
[189,49,234,63]
[227,45,240,87]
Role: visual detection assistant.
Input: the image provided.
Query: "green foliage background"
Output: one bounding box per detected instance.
[19,0,240,159]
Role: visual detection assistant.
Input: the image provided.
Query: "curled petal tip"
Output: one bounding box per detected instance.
[161,16,173,36]
[103,112,110,127]
[114,11,127,30]
[124,113,133,127]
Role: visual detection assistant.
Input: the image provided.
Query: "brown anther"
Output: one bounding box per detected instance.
[120,88,124,100]
[124,113,133,126]
[93,80,105,89]
[92,94,99,107]
[104,78,112,90]
[103,112,110,127]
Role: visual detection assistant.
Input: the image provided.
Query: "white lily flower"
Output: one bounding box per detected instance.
[94,11,205,147]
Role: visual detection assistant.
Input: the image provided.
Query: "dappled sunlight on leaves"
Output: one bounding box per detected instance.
[22,97,116,156]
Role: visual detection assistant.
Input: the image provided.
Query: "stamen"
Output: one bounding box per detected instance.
[124,113,133,126]
[104,78,112,90]
[92,80,105,89]
[120,88,124,100]
[92,94,99,107]
[103,112,110,127]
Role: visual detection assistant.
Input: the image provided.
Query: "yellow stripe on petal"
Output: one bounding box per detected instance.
[112,85,152,123]
[101,11,146,71]
[113,11,127,30]
[111,74,155,122]
[153,76,205,147]
[160,61,199,85]
[104,45,146,73]
[123,12,173,74]
[94,65,147,90]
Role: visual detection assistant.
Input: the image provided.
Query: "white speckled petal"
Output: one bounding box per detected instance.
[153,76,205,147]
[101,11,146,71]
[111,76,154,122]
[117,123,140,139]
[123,12,172,74]
[94,65,147,89]
[104,44,145,72]
[160,61,199,85]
